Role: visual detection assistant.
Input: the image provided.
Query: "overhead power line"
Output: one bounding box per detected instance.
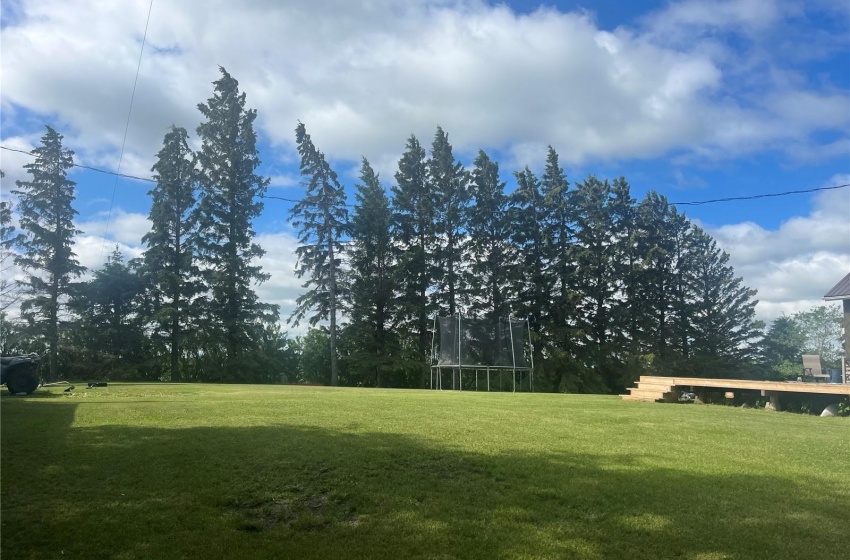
[2,146,157,182]
[1,145,303,203]
[100,0,155,260]
[2,145,848,207]
[670,183,850,206]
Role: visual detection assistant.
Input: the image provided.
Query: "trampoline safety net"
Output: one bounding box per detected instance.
[436,316,528,368]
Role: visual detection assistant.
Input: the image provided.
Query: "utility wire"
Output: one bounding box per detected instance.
[670,183,850,206]
[1,146,304,203]
[100,0,155,261]
[2,146,156,182]
[3,145,848,207]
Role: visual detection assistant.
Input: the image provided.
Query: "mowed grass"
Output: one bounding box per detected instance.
[2,384,848,560]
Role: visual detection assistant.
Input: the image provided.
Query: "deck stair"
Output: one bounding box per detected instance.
[621,376,679,402]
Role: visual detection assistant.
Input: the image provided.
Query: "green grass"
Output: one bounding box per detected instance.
[2,384,848,559]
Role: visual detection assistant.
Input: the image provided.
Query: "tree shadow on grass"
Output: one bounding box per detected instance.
[2,400,848,560]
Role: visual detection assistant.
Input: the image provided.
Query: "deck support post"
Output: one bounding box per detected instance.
[693,388,706,405]
[763,391,782,412]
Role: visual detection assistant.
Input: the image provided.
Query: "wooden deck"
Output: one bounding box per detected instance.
[622,375,850,411]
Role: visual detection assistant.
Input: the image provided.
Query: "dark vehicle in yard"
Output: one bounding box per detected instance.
[1,355,41,395]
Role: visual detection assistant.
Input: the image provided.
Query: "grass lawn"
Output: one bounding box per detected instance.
[2,384,848,559]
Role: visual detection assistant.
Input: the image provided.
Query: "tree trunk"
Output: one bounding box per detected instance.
[49,273,59,380]
[329,233,339,386]
[171,308,180,382]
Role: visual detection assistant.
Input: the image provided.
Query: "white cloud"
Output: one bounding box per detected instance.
[73,235,145,275]
[644,0,784,38]
[254,232,304,332]
[0,0,845,176]
[2,0,847,333]
[76,210,152,247]
[705,176,850,323]
[0,135,39,191]
[268,174,300,189]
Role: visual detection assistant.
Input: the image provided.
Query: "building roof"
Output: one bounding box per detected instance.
[824,272,850,300]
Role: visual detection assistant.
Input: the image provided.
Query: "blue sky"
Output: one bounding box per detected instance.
[1,0,848,328]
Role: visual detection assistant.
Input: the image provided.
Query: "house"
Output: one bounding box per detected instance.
[823,271,850,383]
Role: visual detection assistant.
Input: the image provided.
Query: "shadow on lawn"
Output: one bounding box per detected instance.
[2,400,848,560]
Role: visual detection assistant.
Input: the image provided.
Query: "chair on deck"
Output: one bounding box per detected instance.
[801,354,829,382]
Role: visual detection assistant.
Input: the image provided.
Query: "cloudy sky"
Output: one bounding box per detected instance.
[1,0,848,330]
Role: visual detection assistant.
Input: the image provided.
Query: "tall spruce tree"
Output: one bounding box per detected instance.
[428,127,469,315]
[347,158,396,386]
[194,67,276,381]
[508,165,550,388]
[633,192,693,373]
[540,147,575,340]
[143,126,199,382]
[570,175,620,390]
[392,135,435,369]
[12,126,86,378]
[466,150,511,321]
[608,177,637,358]
[684,226,763,376]
[289,122,349,386]
[539,148,584,391]
[509,167,548,332]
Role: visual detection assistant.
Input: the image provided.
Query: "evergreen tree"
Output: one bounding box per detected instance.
[632,192,693,373]
[540,147,574,327]
[508,166,550,387]
[466,150,511,321]
[194,67,276,381]
[347,158,396,387]
[510,167,549,333]
[12,126,86,378]
[251,323,301,384]
[143,126,199,382]
[300,328,332,385]
[68,248,149,379]
[759,315,806,379]
[289,122,349,386]
[608,177,638,359]
[392,135,435,370]
[570,175,620,390]
[539,148,587,392]
[684,226,763,376]
[428,127,469,315]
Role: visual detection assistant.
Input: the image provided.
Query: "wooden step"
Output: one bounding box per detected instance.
[627,388,666,399]
[622,375,680,402]
[626,387,680,402]
[634,382,674,391]
[637,376,676,384]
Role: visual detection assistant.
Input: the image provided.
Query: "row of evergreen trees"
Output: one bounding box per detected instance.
[292,129,764,393]
[1,67,765,392]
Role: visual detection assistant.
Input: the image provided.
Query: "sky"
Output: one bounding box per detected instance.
[1,0,848,332]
